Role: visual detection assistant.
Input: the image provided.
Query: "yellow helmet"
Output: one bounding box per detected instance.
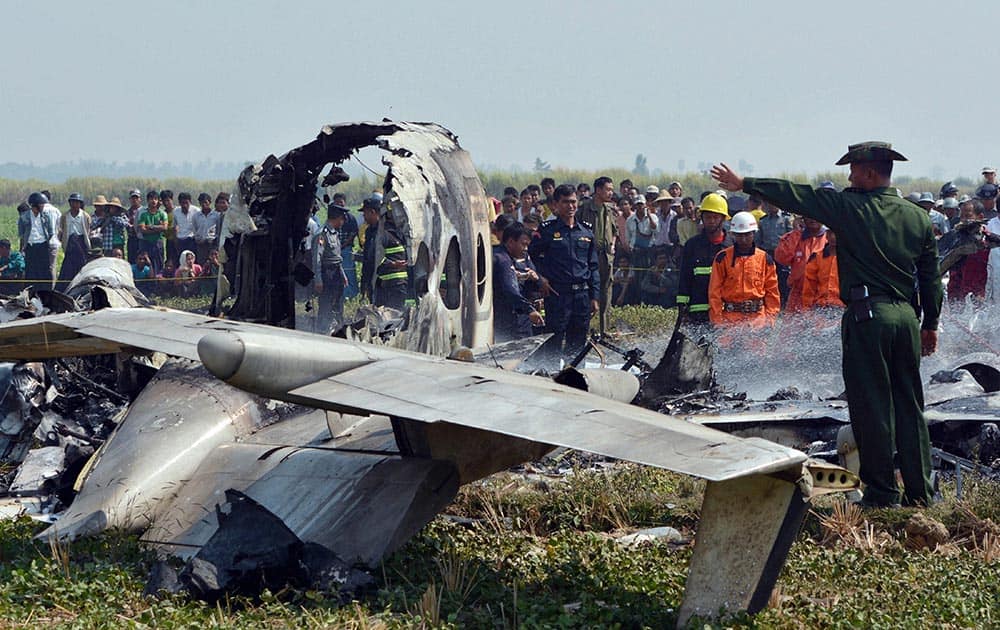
[698,193,729,217]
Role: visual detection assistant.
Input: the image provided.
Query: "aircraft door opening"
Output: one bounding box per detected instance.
[443,236,461,310]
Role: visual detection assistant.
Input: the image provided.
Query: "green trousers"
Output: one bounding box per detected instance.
[597,253,613,336]
[841,301,933,506]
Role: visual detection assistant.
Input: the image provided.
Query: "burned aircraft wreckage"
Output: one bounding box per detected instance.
[0,121,994,626]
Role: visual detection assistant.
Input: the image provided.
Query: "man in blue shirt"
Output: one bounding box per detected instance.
[529,184,599,362]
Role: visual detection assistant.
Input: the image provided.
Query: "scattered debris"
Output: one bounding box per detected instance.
[615,526,685,546]
[767,386,813,402]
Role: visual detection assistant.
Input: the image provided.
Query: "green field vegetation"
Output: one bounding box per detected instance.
[0,465,996,628]
[0,206,18,245]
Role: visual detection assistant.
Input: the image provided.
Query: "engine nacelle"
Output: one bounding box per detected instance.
[198,331,373,397]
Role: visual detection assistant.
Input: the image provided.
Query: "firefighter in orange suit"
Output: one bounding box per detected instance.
[774,216,827,311]
[708,212,780,327]
[802,230,844,308]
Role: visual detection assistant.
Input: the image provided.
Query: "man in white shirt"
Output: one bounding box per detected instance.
[192,193,220,264]
[651,190,678,261]
[625,197,657,287]
[24,192,61,289]
[57,192,92,285]
[173,192,198,257]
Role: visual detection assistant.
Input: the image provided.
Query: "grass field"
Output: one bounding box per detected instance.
[0,206,18,245]
[0,465,997,628]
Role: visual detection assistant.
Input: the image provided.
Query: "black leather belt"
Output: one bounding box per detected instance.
[553,283,589,292]
[723,299,763,313]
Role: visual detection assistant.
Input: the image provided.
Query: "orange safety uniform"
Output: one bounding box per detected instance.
[708,245,781,327]
[802,245,843,308]
[774,227,827,311]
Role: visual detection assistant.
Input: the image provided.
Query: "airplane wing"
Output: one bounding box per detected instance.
[0,307,806,482]
[282,355,805,481]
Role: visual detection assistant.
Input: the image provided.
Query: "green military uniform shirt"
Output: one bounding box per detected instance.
[577,199,618,256]
[741,178,942,328]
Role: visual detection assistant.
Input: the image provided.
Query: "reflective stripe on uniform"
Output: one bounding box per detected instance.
[384,245,405,254]
[689,303,709,312]
[379,271,407,281]
[676,295,690,304]
[693,266,713,276]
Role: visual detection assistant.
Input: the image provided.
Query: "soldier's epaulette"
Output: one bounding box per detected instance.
[540,218,557,228]
[714,250,728,264]
[580,220,593,230]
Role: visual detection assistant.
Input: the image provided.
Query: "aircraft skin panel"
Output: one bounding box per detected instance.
[142,441,458,566]
[286,357,807,482]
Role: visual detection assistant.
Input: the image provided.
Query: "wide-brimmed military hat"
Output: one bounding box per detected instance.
[835,141,908,166]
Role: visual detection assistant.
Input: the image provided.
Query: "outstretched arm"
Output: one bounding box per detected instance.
[711,163,745,192]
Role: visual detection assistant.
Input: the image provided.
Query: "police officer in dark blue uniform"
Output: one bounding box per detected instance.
[529,184,599,362]
[312,204,348,334]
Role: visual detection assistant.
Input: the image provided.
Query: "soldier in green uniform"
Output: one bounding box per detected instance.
[712,142,943,508]
[577,176,618,336]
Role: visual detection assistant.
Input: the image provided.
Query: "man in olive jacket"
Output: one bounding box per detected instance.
[712,142,942,508]
[576,176,618,335]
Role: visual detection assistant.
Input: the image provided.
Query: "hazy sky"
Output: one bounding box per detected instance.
[3,0,997,179]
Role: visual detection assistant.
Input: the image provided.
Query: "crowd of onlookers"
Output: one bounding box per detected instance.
[2,189,228,296]
[487,168,1000,343]
[5,168,997,342]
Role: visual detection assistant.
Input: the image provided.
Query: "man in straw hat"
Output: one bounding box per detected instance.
[93,195,130,257]
[712,141,942,508]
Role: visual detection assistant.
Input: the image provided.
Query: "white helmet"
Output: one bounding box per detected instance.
[730,211,759,234]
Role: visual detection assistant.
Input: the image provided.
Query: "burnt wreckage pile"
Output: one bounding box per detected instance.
[0,261,152,519]
[0,359,127,519]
